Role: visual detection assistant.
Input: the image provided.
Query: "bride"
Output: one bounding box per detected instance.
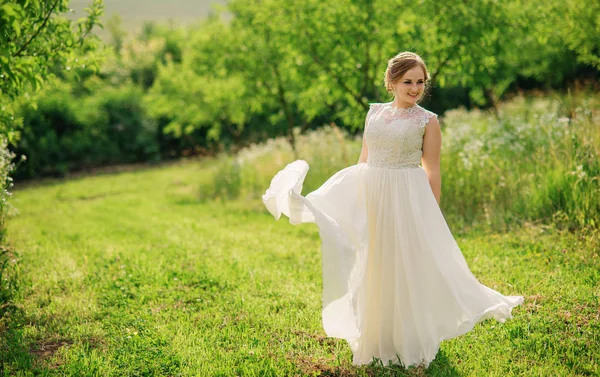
[262,51,524,368]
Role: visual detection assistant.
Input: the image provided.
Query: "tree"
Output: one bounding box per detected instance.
[145,17,259,154]
[147,0,599,156]
[0,0,104,142]
[0,0,103,247]
[558,0,600,70]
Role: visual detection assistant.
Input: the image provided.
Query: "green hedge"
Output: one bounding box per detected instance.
[14,83,160,179]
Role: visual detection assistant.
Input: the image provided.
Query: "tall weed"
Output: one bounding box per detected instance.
[199,126,361,202]
[441,93,599,230]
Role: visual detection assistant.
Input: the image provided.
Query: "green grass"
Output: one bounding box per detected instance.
[1,156,599,376]
[1,92,599,375]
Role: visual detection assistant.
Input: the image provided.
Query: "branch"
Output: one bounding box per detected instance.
[299,21,368,110]
[13,0,62,58]
[430,54,452,84]
[16,39,64,59]
[76,3,103,46]
[77,26,94,46]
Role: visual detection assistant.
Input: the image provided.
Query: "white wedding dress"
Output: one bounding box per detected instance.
[262,102,524,367]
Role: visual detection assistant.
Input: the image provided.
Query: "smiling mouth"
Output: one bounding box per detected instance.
[408,93,419,97]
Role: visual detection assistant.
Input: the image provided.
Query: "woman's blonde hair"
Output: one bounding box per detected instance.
[384,52,430,94]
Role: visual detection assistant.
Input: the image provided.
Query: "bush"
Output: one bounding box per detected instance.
[86,84,161,163]
[0,137,15,242]
[0,136,17,319]
[14,82,160,179]
[440,92,599,230]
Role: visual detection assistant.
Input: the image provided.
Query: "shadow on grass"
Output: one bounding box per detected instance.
[425,350,463,376]
[0,308,37,373]
[1,246,33,373]
[290,348,462,377]
[0,245,37,373]
[0,246,77,374]
[0,297,105,374]
[362,350,462,377]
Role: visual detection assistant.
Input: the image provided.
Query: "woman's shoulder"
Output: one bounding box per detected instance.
[367,102,390,115]
[411,105,438,125]
[415,105,439,129]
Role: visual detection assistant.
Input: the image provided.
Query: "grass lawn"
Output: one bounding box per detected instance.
[1,160,599,376]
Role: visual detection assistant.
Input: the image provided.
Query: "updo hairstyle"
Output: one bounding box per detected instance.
[384,52,430,95]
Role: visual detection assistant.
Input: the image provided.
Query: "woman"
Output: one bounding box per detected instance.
[262,51,523,368]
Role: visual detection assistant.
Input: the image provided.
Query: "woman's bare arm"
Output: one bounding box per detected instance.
[358,107,372,164]
[421,116,442,204]
[358,132,368,164]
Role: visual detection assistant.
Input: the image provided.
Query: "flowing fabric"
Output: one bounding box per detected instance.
[262,103,524,367]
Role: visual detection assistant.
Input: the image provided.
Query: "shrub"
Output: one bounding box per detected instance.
[440,93,599,230]
[0,136,17,319]
[14,82,160,179]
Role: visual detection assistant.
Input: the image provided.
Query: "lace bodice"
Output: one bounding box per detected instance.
[364,102,437,169]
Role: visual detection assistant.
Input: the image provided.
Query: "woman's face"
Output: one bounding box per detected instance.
[394,66,425,106]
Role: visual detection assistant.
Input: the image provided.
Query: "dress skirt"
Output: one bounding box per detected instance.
[262,160,523,367]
